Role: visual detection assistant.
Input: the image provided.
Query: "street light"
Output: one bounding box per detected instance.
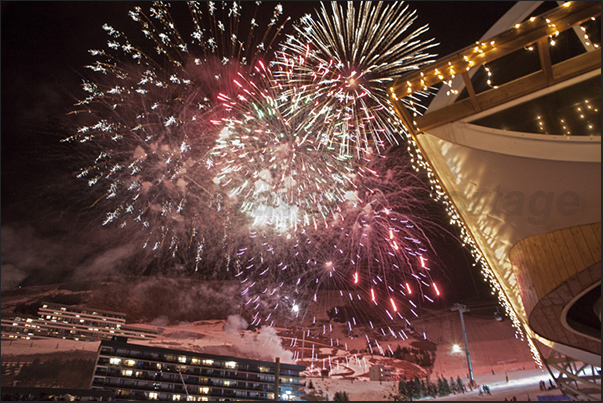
[452,344,462,353]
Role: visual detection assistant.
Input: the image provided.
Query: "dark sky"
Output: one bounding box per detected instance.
[1,2,517,301]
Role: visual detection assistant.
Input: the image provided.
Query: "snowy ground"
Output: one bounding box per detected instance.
[304,368,573,401]
[1,313,580,401]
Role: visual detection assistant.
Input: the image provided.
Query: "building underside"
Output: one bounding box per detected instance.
[392,2,600,400]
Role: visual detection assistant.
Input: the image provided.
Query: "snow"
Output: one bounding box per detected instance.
[2,309,582,401]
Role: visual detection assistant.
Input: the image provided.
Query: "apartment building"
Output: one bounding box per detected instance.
[1,302,157,341]
[90,338,305,401]
[369,364,392,382]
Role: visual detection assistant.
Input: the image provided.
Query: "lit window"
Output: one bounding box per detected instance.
[149,392,158,400]
[224,380,231,387]
[192,358,200,365]
[178,356,187,363]
[173,394,181,401]
[110,358,122,365]
[199,398,208,402]
[125,360,136,366]
[122,369,133,376]
[225,361,237,369]
[259,366,269,373]
[199,387,209,394]
[202,359,214,366]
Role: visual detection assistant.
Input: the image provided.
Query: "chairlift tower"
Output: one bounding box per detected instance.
[452,303,475,386]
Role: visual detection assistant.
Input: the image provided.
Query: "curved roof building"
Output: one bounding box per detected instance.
[391,2,600,400]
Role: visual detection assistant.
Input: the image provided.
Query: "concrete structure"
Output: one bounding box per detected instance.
[391,2,600,400]
[90,338,305,401]
[1,301,157,341]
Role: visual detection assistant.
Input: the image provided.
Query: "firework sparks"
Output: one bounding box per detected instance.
[66,1,447,356]
[64,1,291,272]
[275,1,437,157]
[239,147,446,348]
[210,60,362,233]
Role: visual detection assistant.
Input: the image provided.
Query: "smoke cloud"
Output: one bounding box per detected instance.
[223,314,294,364]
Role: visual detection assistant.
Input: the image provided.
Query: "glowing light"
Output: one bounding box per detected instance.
[67,1,446,356]
[390,298,398,312]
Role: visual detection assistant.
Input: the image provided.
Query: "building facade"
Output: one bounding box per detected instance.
[369,365,392,382]
[1,302,157,341]
[90,339,305,401]
[390,1,600,399]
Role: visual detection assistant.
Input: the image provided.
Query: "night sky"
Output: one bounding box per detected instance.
[1,2,518,304]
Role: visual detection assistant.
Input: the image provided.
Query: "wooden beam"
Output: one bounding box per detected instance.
[406,48,600,132]
[538,37,555,85]
[392,1,601,98]
[461,71,481,112]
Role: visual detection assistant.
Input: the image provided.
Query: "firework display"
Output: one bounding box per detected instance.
[211,61,363,233]
[275,1,437,157]
[66,1,443,357]
[64,1,291,273]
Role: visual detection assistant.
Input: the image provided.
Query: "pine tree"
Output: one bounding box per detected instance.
[421,378,428,397]
[457,376,465,392]
[399,380,408,398]
[413,377,422,399]
[443,377,452,395]
[333,391,349,401]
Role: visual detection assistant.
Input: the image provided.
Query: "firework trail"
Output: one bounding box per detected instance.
[65,1,446,356]
[275,1,437,158]
[210,60,362,233]
[237,147,447,355]
[64,2,291,273]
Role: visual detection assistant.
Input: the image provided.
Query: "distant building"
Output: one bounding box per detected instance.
[369,364,392,382]
[1,302,157,341]
[1,386,114,402]
[90,338,306,401]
